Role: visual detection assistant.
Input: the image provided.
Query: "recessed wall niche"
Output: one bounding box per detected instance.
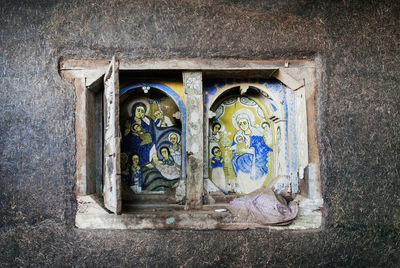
[60,58,323,230]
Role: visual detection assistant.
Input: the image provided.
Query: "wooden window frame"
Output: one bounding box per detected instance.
[60,58,323,230]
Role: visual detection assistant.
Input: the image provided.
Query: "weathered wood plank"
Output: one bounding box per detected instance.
[75,195,322,230]
[61,69,108,83]
[60,59,109,70]
[122,59,315,70]
[295,86,309,170]
[273,69,304,90]
[103,56,122,214]
[60,58,315,71]
[74,78,88,196]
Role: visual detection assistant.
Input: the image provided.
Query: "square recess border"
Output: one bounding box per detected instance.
[60,58,324,230]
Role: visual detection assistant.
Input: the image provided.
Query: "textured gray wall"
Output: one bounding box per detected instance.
[1,0,399,266]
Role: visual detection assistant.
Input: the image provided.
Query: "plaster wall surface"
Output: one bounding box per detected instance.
[0,0,399,266]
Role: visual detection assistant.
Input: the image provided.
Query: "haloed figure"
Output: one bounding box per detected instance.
[210,122,221,143]
[168,133,181,166]
[130,154,143,193]
[211,146,226,190]
[233,134,250,155]
[231,109,273,184]
[154,110,173,127]
[123,102,156,166]
[261,121,272,146]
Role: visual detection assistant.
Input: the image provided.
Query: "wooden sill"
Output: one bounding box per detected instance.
[76,194,323,230]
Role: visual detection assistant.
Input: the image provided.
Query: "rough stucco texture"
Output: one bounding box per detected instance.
[0,0,399,266]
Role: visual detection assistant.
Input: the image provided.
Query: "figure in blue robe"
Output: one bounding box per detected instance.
[231,135,273,180]
[130,168,143,191]
[211,156,224,168]
[130,154,143,193]
[210,146,226,190]
[230,112,273,181]
[123,102,156,166]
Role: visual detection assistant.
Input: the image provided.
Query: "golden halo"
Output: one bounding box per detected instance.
[168,132,181,143]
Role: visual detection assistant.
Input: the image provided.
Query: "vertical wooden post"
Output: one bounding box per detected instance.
[183,72,204,209]
[287,88,299,193]
[295,86,309,185]
[75,78,88,196]
[74,78,96,196]
[103,57,121,214]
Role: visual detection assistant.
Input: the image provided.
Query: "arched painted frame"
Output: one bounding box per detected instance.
[204,80,299,193]
[120,83,187,186]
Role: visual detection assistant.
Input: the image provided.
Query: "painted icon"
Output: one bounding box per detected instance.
[120,86,183,192]
[208,94,274,194]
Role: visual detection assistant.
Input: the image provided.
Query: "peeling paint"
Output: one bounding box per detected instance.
[166,217,175,224]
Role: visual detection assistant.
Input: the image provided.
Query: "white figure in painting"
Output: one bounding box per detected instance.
[150,147,180,179]
[230,109,273,193]
[261,121,273,146]
[154,110,173,127]
[168,132,182,167]
[276,126,282,175]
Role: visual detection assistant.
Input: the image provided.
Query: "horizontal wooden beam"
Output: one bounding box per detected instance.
[60,58,315,72]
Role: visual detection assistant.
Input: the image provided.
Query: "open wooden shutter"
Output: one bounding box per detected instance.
[103,56,121,214]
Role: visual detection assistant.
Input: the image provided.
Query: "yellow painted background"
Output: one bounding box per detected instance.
[209,97,275,188]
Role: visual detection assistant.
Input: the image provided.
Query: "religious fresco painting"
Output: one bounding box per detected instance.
[208,96,274,194]
[119,83,185,193]
[205,79,289,194]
